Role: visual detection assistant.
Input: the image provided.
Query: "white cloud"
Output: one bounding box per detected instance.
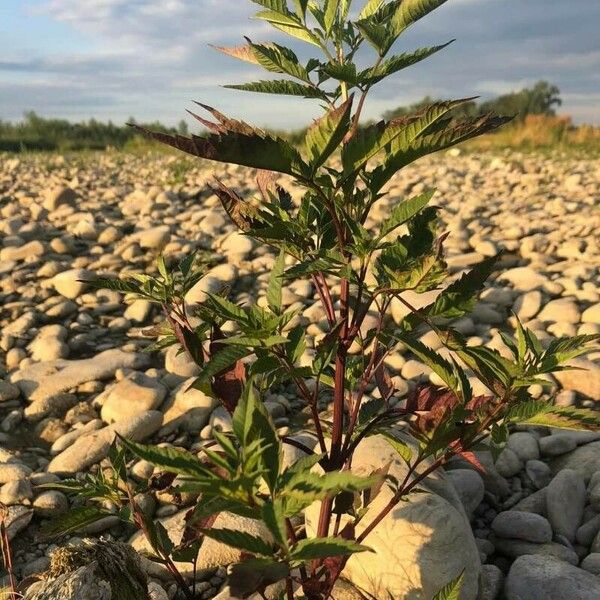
[2,0,599,125]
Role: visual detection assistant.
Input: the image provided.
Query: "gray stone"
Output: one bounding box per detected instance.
[525,460,552,489]
[576,513,600,546]
[495,447,522,477]
[508,432,540,461]
[580,553,600,575]
[48,410,163,475]
[164,345,200,377]
[0,478,33,505]
[160,378,218,434]
[513,488,548,516]
[550,441,600,481]
[477,564,503,600]
[11,349,150,401]
[491,511,552,543]
[546,469,585,542]
[539,434,577,456]
[446,469,485,519]
[100,373,167,423]
[306,434,481,600]
[493,538,578,564]
[505,555,600,600]
[0,380,20,402]
[33,490,69,517]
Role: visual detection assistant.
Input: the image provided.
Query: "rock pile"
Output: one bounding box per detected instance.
[0,151,598,598]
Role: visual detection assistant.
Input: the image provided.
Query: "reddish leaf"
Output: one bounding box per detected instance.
[210,326,246,413]
[210,178,258,232]
[457,450,487,474]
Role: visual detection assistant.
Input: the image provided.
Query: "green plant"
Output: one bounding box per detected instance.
[45,1,600,599]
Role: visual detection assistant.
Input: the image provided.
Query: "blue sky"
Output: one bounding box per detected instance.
[1,0,599,128]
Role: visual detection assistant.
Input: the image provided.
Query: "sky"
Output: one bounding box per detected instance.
[1,0,599,128]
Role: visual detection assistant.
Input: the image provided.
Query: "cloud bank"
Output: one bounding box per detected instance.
[1,0,598,126]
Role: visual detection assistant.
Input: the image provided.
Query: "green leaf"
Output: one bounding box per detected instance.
[360,41,453,85]
[391,0,450,36]
[373,112,511,192]
[321,62,359,85]
[305,96,353,172]
[248,41,309,81]
[382,432,413,464]
[262,500,288,548]
[267,249,285,314]
[358,0,385,20]
[192,345,251,395]
[432,571,464,600]
[291,537,372,561]
[225,80,329,100]
[324,0,338,34]
[119,437,211,479]
[39,506,111,539]
[518,405,600,431]
[201,527,274,555]
[255,10,322,47]
[379,189,435,238]
[232,382,281,492]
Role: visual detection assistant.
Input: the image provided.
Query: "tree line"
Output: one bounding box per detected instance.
[0,81,564,152]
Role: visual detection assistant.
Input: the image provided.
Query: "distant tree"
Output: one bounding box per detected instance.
[383,81,562,123]
[384,95,478,120]
[177,119,189,135]
[479,81,561,121]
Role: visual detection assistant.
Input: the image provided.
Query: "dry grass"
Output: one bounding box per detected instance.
[464,115,600,153]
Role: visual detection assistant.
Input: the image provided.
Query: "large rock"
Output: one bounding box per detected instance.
[491,511,552,543]
[11,349,150,401]
[100,373,167,423]
[52,268,92,299]
[553,359,600,401]
[129,509,271,577]
[48,411,163,475]
[549,440,600,481]
[160,377,218,434]
[546,469,585,542]
[306,435,480,600]
[505,555,600,600]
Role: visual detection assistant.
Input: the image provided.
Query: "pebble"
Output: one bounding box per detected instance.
[491,510,552,543]
[546,469,586,542]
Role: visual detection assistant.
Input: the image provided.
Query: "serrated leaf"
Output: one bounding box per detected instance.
[291,537,372,561]
[382,432,413,464]
[379,189,435,238]
[201,527,274,555]
[432,571,464,600]
[211,43,261,65]
[39,506,111,539]
[267,249,285,314]
[119,437,211,479]
[358,0,385,20]
[305,96,353,172]
[391,0,449,36]
[130,108,307,177]
[262,500,288,548]
[371,110,511,191]
[226,79,328,100]
[360,41,453,85]
[255,10,322,47]
[323,0,338,34]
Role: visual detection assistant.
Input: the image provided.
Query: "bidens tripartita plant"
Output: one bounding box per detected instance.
[46,1,599,599]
